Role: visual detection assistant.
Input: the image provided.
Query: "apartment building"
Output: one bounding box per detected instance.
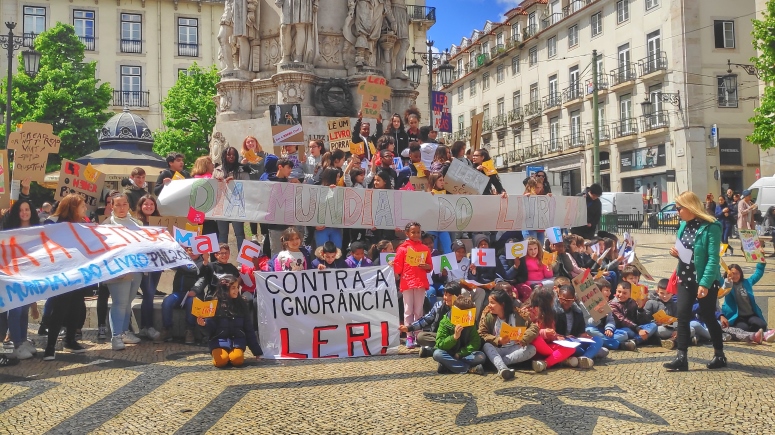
[441,0,759,201]
[0,0,224,132]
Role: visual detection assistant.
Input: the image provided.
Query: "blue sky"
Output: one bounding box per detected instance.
[428,0,522,51]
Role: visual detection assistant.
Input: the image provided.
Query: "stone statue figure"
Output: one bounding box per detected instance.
[343,0,388,67]
[218,0,259,72]
[276,0,319,64]
[388,0,409,79]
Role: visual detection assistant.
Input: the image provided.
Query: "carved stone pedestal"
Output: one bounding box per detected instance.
[272,70,320,116]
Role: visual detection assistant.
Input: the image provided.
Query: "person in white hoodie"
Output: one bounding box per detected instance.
[418,126,438,169]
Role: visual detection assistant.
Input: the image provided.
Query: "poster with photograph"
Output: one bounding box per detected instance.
[269,104,305,152]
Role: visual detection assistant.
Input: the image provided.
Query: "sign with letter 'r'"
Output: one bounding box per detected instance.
[255,266,400,359]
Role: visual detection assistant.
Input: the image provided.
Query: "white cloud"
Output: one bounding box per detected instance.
[495,0,524,21]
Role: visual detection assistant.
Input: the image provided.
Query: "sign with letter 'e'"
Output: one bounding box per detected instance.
[255,266,400,359]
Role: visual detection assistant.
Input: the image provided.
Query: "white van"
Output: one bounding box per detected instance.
[600,192,644,215]
[747,175,775,214]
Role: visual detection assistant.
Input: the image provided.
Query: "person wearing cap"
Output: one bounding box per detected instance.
[466,234,504,318]
[737,189,758,230]
[447,239,472,282]
[571,183,603,240]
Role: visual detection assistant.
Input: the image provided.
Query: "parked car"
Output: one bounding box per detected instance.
[647,202,680,229]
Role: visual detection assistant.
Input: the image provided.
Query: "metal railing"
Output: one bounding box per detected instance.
[112,90,150,107]
[585,74,609,94]
[543,93,562,110]
[408,6,436,23]
[524,145,543,160]
[491,44,506,58]
[638,51,667,76]
[22,32,37,48]
[564,133,586,150]
[120,39,142,53]
[544,138,562,154]
[523,24,538,40]
[640,111,669,132]
[492,114,508,130]
[586,125,611,143]
[507,107,523,124]
[482,118,493,133]
[78,36,95,51]
[541,13,564,30]
[509,149,523,163]
[178,43,199,57]
[563,83,583,103]
[609,64,636,86]
[564,0,590,15]
[524,100,542,117]
[611,118,639,139]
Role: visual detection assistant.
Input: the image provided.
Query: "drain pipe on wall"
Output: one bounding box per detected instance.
[157,0,163,122]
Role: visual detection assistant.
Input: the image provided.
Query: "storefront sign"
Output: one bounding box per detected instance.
[620,144,666,172]
[719,139,742,166]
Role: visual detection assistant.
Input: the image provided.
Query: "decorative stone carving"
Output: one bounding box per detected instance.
[219,92,233,112]
[209,130,229,165]
[278,82,307,103]
[255,93,277,107]
[263,37,282,69]
[343,0,389,68]
[388,0,409,79]
[218,0,259,73]
[315,79,354,117]
[318,35,342,66]
[276,0,319,65]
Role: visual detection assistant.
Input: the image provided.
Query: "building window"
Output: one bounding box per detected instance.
[718,75,738,107]
[177,68,195,79]
[178,17,199,57]
[458,114,465,132]
[645,0,659,11]
[591,13,602,37]
[513,91,521,110]
[549,117,560,150]
[568,25,578,48]
[547,36,557,58]
[121,13,142,53]
[514,131,522,148]
[496,65,504,83]
[483,104,490,122]
[23,6,45,47]
[529,46,538,66]
[530,83,539,102]
[483,72,490,90]
[570,110,581,144]
[497,98,505,116]
[616,0,629,24]
[73,10,95,51]
[457,86,464,103]
[714,21,735,49]
[117,65,147,107]
[470,78,477,96]
[511,55,520,75]
[482,41,490,56]
[512,24,520,41]
[496,32,504,46]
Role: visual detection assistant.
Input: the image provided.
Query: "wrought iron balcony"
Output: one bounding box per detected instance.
[638,51,667,76]
[112,90,150,107]
[22,32,37,48]
[178,43,199,57]
[507,108,523,124]
[541,13,564,30]
[543,93,562,111]
[564,134,586,150]
[585,74,609,95]
[640,111,670,132]
[78,36,95,51]
[492,114,508,130]
[491,44,507,58]
[611,118,639,139]
[564,0,591,16]
[586,125,611,143]
[524,145,543,160]
[523,24,538,40]
[408,6,436,24]
[482,118,493,133]
[120,39,142,53]
[609,64,636,87]
[509,149,522,163]
[544,138,562,154]
[524,100,542,117]
[563,83,583,103]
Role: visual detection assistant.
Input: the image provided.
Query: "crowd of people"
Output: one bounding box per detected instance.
[0,108,771,378]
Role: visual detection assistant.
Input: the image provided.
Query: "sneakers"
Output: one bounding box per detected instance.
[437,363,449,374]
[596,347,610,359]
[20,341,37,355]
[418,346,433,358]
[112,336,126,351]
[64,341,86,354]
[144,327,161,342]
[10,346,33,360]
[753,329,764,345]
[42,348,55,361]
[97,326,107,340]
[622,340,637,351]
[184,329,195,345]
[2,340,13,350]
[0,355,19,366]
[532,360,548,373]
[661,338,676,350]
[405,335,416,349]
[122,331,141,344]
[468,364,484,375]
[764,329,775,343]
[563,356,579,368]
[578,356,594,369]
[499,368,515,380]
[722,333,732,342]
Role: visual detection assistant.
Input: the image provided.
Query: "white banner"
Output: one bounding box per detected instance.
[255,265,400,359]
[0,223,195,313]
[157,179,587,232]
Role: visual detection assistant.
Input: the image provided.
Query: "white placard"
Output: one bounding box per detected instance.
[471,248,496,267]
[506,241,528,259]
[191,233,219,255]
[238,239,263,267]
[431,253,458,273]
[546,227,563,244]
[380,252,396,265]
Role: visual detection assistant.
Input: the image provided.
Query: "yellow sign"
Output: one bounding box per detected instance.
[481,159,498,176]
[719,257,729,273]
[349,141,365,156]
[83,163,100,182]
[243,149,263,164]
[718,285,732,299]
[450,306,476,327]
[652,309,677,325]
[499,324,526,342]
[415,162,428,178]
[542,251,557,267]
[191,297,218,318]
[630,284,647,302]
[594,269,604,279]
[369,142,377,157]
[172,172,186,180]
[405,247,427,267]
[719,244,729,256]
[185,223,203,235]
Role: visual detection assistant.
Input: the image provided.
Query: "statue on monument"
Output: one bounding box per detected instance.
[343,0,388,68]
[218,0,259,72]
[276,0,319,65]
[388,0,409,79]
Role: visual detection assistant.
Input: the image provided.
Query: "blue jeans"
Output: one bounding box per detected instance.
[721,221,734,244]
[161,292,197,330]
[690,320,710,341]
[433,348,486,374]
[428,231,452,255]
[585,326,622,349]
[615,322,658,344]
[426,284,444,301]
[0,312,6,341]
[217,220,246,251]
[7,305,29,347]
[522,230,545,244]
[572,335,604,359]
[107,273,143,337]
[139,271,162,329]
[314,227,343,250]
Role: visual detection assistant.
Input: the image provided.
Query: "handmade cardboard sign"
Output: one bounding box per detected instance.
[629,255,654,281]
[546,227,563,244]
[431,253,457,274]
[357,76,391,118]
[380,252,396,265]
[481,159,497,176]
[349,141,365,156]
[499,324,526,342]
[445,158,489,195]
[172,172,186,180]
[191,233,219,255]
[56,159,106,210]
[270,104,304,151]
[450,306,476,327]
[431,91,452,133]
[191,297,218,318]
[147,216,190,235]
[719,243,729,256]
[7,122,61,182]
[572,269,611,322]
[243,149,263,164]
[470,112,485,151]
[471,248,496,267]
[415,162,428,178]
[739,229,767,263]
[542,251,557,267]
[506,242,528,259]
[327,117,352,151]
[630,284,647,302]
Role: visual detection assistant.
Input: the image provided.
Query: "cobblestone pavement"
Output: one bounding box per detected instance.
[1,240,774,435]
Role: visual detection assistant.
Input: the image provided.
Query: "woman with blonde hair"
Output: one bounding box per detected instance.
[665,191,725,371]
[191,156,214,178]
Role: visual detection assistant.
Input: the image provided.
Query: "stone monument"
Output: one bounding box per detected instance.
[212,0,420,160]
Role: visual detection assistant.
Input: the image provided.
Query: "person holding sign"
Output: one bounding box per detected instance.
[303,139,325,184]
[399,281,463,356]
[193,244,241,299]
[160,247,207,344]
[155,152,190,196]
[395,142,421,189]
[498,238,532,302]
[555,286,602,369]
[123,167,150,211]
[384,114,409,157]
[665,191,726,371]
[425,172,452,256]
[642,280,681,349]
[198,276,263,367]
[478,287,538,380]
[720,263,772,339]
[394,222,432,349]
[213,147,252,251]
[352,111,383,164]
[432,295,486,375]
[524,238,554,287]
[606,282,657,351]
[470,149,505,195]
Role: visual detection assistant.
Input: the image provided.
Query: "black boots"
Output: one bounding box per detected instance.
[663,350,688,371]
[707,352,728,369]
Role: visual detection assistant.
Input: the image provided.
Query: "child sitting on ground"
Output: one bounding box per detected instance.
[524,237,553,287]
[584,279,625,351]
[555,285,603,368]
[498,238,532,302]
[432,295,486,375]
[198,275,263,367]
[643,278,682,349]
[528,287,578,372]
[161,247,207,343]
[400,281,464,358]
[606,282,657,349]
[312,241,349,269]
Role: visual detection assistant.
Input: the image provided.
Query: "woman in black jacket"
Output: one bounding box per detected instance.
[471,149,505,195]
[384,113,409,157]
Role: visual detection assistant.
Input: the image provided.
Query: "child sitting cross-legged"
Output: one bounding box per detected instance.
[478,284,539,380]
[606,281,657,349]
[584,279,626,351]
[555,285,604,369]
[643,278,683,350]
[528,287,579,372]
[198,275,263,368]
[400,281,464,358]
[432,295,487,375]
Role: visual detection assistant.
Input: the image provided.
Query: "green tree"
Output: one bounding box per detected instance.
[748,1,775,149]
[0,23,113,162]
[153,63,219,160]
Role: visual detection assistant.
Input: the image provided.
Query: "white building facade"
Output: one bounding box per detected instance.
[441,0,760,202]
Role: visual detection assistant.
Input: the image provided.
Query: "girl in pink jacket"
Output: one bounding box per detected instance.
[524,238,553,286]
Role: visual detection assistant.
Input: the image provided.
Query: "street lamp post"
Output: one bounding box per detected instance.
[406,40,454,126]
[0,22,41,149]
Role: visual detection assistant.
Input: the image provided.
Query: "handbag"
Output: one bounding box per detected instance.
[666,270,679,295]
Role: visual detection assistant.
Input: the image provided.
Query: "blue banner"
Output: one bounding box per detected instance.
[431,91,452,133]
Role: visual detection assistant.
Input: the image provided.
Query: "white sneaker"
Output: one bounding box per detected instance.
[122,331,141,344]
[111,336,126,351]
[578,356,595,369]
[563,356,579,368]
[532,360,547,373]
[596,347,610,359]
[20,341,37,355]
[11,347,33,360]
[145,327,161,342]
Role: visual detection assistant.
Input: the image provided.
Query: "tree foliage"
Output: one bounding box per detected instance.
[748,1,775,149]
[0,23,113,162]
[153,63,219,160]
